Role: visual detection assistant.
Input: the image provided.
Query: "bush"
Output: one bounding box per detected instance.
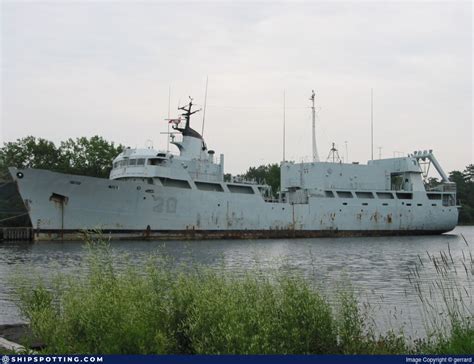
[14,239,473,355]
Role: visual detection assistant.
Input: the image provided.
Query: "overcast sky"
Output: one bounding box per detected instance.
[1,0,472,175]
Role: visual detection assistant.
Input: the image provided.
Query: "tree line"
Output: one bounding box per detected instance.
[0,136,473,225]
[0,135,124,179]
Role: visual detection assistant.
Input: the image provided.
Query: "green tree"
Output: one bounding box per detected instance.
[450,169,474,224]
[0,136,60,177]
[0,135,124,179]
[425,177,440,189]
[243,163,281,196]
[464,164,474,182]
[59,136,124,178]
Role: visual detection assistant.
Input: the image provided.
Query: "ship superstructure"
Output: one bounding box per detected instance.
[9,96,458,240]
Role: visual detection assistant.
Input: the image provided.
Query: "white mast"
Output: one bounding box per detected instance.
[371,88,374,161]
[310,90,319,162]
[201,76,209,136]
[167,85,171,152]
[283,90,286,162]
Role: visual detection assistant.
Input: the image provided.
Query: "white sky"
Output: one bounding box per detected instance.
[1,0,472,175]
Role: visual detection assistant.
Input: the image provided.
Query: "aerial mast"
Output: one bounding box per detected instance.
[371,88,374,161]
[310,90,320,162]
[201,76,209,136]
[167,85,171,152]
[283,90,286,162]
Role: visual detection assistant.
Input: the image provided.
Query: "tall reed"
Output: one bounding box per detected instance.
[13,237,473,354]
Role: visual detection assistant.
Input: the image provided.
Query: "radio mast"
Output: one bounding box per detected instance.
[310,90,320,162]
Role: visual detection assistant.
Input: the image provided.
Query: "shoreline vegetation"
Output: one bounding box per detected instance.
[5,236,473,355]
[0,136,474,227]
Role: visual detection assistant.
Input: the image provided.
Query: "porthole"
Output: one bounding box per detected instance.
[16,172,24,179]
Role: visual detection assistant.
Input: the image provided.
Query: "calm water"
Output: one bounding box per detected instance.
[1,226,473,338]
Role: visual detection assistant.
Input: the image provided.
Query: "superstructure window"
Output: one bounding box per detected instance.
[158,177,191,189]
[129,159,137,166]
[396,192,412,200]
[355,192,374,199]
[227,184,255,194]
[195,181,224,192]
[442,194,455,207]
[391,173,404,190]
[137,158,146,166]
[148,158,167,166]
[337,191,353,198]
[376,192,394,199]
[427,193,442,200]
[325,191,335,198]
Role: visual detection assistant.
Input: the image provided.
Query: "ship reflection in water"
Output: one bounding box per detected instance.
[1,226,472,338]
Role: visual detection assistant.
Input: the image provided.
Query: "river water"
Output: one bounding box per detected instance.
[1,226,473,338]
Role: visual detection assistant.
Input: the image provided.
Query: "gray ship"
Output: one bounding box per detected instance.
[9,95,458,240]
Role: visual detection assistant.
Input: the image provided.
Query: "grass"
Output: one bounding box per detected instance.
[12,237,474,355]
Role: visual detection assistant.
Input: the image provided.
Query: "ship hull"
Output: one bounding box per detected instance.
[9,168,459,241]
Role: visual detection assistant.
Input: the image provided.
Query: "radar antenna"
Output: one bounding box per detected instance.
[326,142,342,163]
[177,96,201,131]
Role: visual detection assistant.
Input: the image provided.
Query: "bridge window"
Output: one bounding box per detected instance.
[148,158,167,166]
